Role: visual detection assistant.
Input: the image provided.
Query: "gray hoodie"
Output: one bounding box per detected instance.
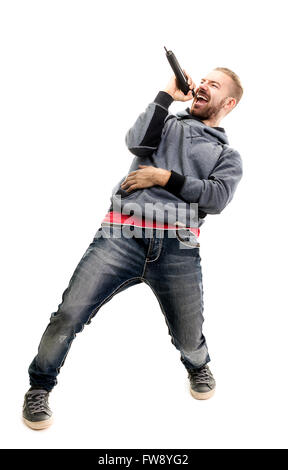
[107,91,243,228]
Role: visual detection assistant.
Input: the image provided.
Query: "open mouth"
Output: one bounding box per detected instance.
[195,93,209,105]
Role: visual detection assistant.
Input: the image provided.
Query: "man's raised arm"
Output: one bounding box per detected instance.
[125,71,195,157]
[124,91,174,157]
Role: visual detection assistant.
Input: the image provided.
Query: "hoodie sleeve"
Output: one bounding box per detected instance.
[164,147,243,215]
[125,91,174,157]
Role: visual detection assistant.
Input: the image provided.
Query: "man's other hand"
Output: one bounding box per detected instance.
[120,165,171,192]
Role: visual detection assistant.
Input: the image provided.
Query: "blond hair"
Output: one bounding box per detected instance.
[214,67,243,105]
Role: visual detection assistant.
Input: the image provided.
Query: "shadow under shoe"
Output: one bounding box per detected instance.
[22,388,53,430]
[188,364,216,400]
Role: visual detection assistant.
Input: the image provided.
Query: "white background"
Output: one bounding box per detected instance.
[1,0,287,449]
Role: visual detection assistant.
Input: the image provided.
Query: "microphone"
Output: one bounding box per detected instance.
[164,46,196,97]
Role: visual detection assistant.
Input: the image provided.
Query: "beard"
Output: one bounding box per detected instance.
[191,97,227,121]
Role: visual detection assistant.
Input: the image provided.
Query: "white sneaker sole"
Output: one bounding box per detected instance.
[23,416,53,430]
[190,387,216,400]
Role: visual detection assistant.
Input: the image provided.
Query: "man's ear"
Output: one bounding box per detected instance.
[224,96,236,111]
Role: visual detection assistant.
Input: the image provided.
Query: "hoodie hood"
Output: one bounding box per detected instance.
[175,107,229,146]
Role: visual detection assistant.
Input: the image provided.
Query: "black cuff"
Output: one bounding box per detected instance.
[164,170,185,196]
[154,91,174,109]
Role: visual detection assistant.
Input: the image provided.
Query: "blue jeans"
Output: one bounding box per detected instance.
[28,225,210,391]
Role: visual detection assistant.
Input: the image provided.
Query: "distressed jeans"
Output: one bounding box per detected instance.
[28,225,210,391]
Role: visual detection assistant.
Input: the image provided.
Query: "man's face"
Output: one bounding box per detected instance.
[191,70,233,121]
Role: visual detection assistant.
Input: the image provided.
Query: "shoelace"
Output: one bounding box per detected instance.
[26,390,49,414]
[190,366,211,384]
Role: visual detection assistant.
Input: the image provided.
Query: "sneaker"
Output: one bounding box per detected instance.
[22,388,53,430]
[188,364,216,400]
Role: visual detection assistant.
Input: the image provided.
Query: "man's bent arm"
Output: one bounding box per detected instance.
[125,91,174,157]
[162,148,243,215]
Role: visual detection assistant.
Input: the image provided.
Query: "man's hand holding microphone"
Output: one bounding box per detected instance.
[163,70,197,101]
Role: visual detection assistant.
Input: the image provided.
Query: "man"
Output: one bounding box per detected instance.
[23,67,243,430]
